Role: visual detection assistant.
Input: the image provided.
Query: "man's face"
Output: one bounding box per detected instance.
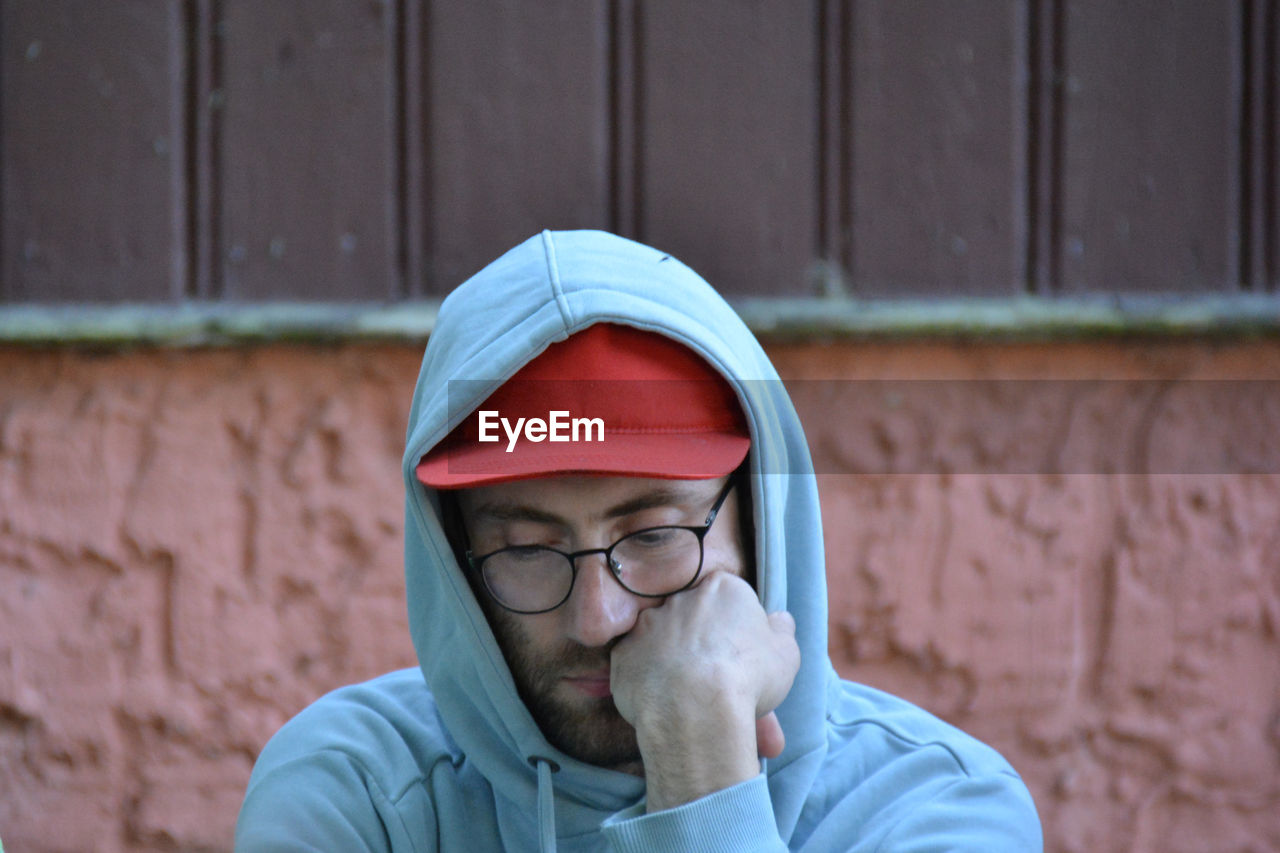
[456,475,747,774]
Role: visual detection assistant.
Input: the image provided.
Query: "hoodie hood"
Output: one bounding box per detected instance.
[402,230,832,842]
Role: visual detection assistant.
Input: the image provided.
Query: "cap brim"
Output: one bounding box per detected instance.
[416,433,750,488]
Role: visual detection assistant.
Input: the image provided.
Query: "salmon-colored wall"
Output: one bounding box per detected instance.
[1,339,1277,852]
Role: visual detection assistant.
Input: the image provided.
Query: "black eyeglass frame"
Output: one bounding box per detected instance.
[466,477,737,615]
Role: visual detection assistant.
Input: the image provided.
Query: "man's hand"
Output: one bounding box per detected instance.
[609,572,800,812]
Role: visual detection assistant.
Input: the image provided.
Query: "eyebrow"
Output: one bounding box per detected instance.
[469,485,710,528]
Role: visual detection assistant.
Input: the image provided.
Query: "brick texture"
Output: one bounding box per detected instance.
[0,340,1277,852]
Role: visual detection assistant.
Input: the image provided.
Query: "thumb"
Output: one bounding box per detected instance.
[756,711,786,760]
[767,609,796,638]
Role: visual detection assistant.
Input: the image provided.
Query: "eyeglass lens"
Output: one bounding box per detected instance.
[482,526,703,613]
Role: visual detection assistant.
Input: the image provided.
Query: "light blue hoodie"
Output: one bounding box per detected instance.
[236,230,1041,851]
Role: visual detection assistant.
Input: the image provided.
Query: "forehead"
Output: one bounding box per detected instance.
[456,475,719,523]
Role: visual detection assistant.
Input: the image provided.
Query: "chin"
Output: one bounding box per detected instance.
[536,692,642,770]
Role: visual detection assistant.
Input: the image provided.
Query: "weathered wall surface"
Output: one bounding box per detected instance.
[1,339,1277,852]
[771,341,1280,853]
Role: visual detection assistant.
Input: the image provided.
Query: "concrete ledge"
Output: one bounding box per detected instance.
[0,301,441,346]
[0,294,1278,346]
[733,293,1280,340]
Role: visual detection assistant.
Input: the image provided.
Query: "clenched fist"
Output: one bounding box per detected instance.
[609,572,800,812]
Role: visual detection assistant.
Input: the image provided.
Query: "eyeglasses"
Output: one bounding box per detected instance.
[467,479,737,614]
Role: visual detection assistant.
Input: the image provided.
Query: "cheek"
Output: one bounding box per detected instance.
[471,572,552,647]
[702,526,748,581]
[485,607,564,667]
[701,498,750,582]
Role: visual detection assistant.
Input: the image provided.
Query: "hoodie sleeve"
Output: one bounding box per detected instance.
[600,763,1041,853]
[601,774,787,852]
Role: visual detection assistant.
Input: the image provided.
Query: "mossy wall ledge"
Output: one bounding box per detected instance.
[1,295,1278,346]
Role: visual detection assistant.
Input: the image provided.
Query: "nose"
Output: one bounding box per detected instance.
[563,553,644,647]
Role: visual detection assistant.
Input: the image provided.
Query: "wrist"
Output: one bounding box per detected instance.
[634,692,760,813]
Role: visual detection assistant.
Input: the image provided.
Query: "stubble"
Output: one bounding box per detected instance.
[487,608,643,773]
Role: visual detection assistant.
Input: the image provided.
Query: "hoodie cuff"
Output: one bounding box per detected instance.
[601,773,785,852]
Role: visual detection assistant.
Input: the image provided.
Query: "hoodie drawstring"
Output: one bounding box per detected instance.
[531,756,559,853]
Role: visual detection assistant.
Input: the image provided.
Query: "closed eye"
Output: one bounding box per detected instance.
[626,527,684,548]
[503,544,555,561]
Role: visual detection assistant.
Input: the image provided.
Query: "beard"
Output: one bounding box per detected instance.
[486,607,643,772]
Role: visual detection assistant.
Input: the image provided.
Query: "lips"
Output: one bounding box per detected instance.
[563,670,612,698]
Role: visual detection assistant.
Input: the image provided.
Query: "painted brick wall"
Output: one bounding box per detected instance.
[1,339,1277,852]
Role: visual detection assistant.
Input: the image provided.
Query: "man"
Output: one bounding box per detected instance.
[236,230,1041,851]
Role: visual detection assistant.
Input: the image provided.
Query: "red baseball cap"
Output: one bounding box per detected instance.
[416,324,751,488]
